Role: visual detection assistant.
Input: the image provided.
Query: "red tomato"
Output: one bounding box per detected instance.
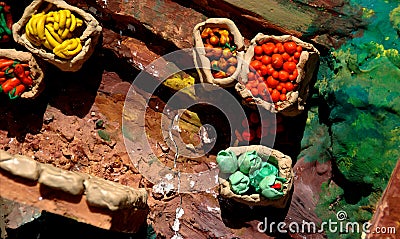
[276,124,285,133]
[279,94,287,101]
[261,55,271,65]
[250,60,262,71]
[255,55,263,61]
[249,112,260,124]
[278,70,289,81]
[254,46,264,55]
[262,43,275,55]
[294,51,301,59]
[250,80,259,88]
[256,70,263,77]
[242,129,255,141]
[296,45,303,53]
[266,76,279,88]
[258,76,265,83]
[283,61,297,73]
[248,72,256,81]
[271,89,280,102]
[271,54,283,69]
[283,41,297,55]
[285,82,294,91]
[272,71,279,79]
[276,42,285,53]
[281,88,287,94]
[276,85,283,91]
[268,87,273,93]
[260,64,268,76]
[267,65,275,75]
[281,52,290,61]
[245,83,252,90]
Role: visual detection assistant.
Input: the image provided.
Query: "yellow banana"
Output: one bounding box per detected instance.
[47,11,54,17]
[65,38,79,50]
[54,50,70,59]
[44,28,60,48]
[62,41,82,57]
[26,18,34,36]
[45,25,63,43]
[76,18,83,27]
[64,9,71,18]
[46,22,53,28]
[54,11,59,22]
[46,17,54,23]
[59,10,66,29]
[58,28,63,36]
[53,40,69,54]
[30,15,40,36]
[43,39,54,50]
[54,12,59,30]
[61,28,70,39]
[36,15,47,41]
[69,13,76,32]
[66,18,71,29]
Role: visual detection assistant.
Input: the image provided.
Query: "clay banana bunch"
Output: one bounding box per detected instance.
[25,9,84,59]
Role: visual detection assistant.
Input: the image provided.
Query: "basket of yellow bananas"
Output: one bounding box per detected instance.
[12,0,102,72]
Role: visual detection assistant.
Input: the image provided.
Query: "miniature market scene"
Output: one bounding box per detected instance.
[0,0,399,238]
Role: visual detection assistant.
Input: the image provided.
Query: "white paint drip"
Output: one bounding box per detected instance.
[165,173,173,180]
[206,206,220,213]
[152,181,174,195]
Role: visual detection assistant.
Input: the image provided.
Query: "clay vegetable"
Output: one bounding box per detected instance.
[246,40,302,105]
[0,57,34,99]
[201,27,238,79]
[9,84,26,99]
[14,64,33,86]
[1,77,21,94]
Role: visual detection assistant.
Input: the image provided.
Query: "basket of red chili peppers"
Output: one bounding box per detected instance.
[0,2,12,43]
[0,49,45,99]
[236,33,320,116]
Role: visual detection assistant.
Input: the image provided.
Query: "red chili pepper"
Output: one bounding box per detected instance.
[0,71,4,77]
[14,64,32,86]
[9,84,26,99]
[271,183,282,190]
[0,59,14,69]
[0,77,6,84]
[1,77,21,94]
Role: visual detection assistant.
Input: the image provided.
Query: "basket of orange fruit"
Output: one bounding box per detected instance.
[193,18,245,88]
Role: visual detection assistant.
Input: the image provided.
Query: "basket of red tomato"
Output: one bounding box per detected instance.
[193,18,245,88]
[0,49,45,99]
[236,33,319,116]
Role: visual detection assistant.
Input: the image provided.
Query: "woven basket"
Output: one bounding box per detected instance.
[12,0,102,72]
[219,145,293,208]
[193,18,244,88]
[236,33,319,116]
[0,49,45,99]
